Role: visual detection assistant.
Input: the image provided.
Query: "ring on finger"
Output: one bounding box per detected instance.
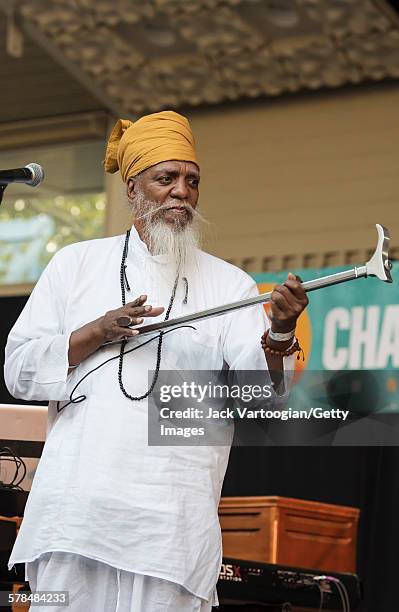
[117,315,133,327]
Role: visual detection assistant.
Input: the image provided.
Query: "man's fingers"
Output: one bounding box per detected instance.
[271,291,302,322]
[126,294,147,308]
[141,306,165,318]
[125,305,149,316]
[276,288,307,316]
[128,305,165,318]
[271,282,307,324]
[115,304,164,330]
[115,327,140,337]
[287,272,303,282]
[268,273,309,334]
[283,279,308,303]
[125,305,165,317]
[283,273,308,304]
[269,300,289,322]
[122,296,165,319]
[273,284,299,310]
[116,315,144,327]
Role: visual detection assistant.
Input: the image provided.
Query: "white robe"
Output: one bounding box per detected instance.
[4,226,293,603]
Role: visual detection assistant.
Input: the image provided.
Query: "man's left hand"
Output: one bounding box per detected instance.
[269,272,309,333]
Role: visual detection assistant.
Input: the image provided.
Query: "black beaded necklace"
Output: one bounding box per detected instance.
[117,228,178,400]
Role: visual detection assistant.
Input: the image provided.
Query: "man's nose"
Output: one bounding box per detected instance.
[170,178,189,199]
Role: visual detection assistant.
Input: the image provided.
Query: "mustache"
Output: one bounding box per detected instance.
[134,201,190,221]
[133,200,207,224]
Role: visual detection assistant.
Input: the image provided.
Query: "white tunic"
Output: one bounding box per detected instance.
[4,227,292,602]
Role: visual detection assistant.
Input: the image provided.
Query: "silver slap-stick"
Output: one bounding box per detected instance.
[105,224,392,346]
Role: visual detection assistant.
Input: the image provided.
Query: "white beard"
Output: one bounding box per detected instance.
[130,190,204,275]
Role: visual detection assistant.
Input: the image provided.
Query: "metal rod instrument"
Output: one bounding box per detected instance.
[107,224,392,345]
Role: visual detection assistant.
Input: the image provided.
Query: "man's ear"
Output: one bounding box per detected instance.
[127,177,136,200]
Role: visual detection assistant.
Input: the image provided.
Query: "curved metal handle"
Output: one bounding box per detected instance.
[365,224,392,282]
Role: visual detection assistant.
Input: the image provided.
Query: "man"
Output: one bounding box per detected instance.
[4,111,308,611]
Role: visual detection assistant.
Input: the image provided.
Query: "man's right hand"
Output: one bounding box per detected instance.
[98,294,165,342]
[68,295,164,367]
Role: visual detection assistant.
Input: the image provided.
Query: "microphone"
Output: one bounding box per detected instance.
[0,163,44,187]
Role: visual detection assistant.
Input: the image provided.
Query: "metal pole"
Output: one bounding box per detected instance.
[103,224,392,346]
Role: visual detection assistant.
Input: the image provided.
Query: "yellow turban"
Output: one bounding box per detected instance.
[103,110,199,182]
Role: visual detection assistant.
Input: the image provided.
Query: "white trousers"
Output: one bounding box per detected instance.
[25,552,215,612]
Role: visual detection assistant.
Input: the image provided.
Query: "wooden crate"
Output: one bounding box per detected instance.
[219,496,359,573]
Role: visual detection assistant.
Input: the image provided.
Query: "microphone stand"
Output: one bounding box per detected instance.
[0,184,7,206]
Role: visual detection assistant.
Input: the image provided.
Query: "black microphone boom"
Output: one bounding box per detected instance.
[0,163,44,187]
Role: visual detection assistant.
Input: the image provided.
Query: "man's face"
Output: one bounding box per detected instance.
[127,160,200,230]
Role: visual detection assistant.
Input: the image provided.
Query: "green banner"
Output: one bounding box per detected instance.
[252,264,399,423]
[253,263,399,371]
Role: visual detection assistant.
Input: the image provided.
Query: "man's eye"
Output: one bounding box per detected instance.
[159,176,171,183]
[189,179,199,187]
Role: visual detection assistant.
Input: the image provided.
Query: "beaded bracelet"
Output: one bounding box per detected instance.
[261,329,305,361]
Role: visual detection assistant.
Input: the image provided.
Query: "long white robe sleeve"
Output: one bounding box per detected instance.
[4,248,77,401]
